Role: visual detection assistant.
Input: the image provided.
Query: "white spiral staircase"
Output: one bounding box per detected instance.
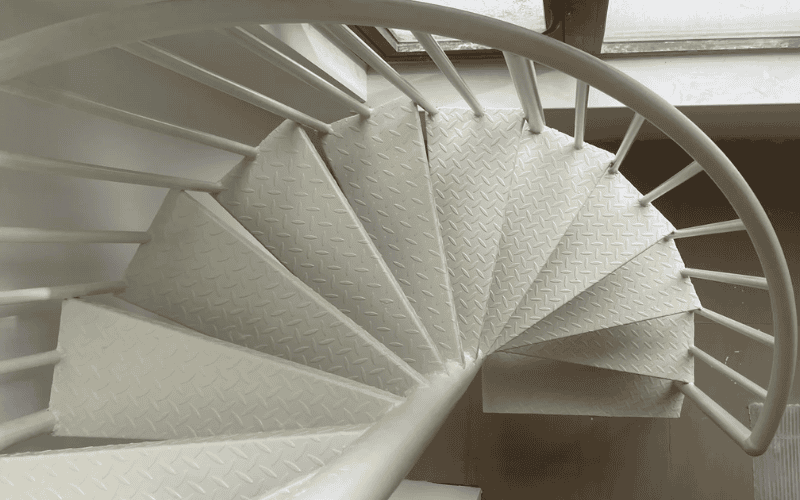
[0,1,796,499]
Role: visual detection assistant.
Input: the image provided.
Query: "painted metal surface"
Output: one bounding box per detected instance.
[750,404,800,500]
[0,227,150,244]
[0,411,56,452]
[483,351,684,417]
[271,358,482,500]
[666,219,746,240]
[503,312,694,382]
[0,280,126,306]
[639,160,703,206]
[503,52,545,133]
[690,345,767,400]
[574,80,590,149]
[0,350,61,376]
[426,107,524,355]
[322,99,461,363]
[501,239,701,350]
[609,113,645,173]
[318,24,438,115]
[0,82,259,158]
[216,120,444,375]
[681,268,769,290]
[479,126,612,354]
[0,425,367,499]
[221,27,370,117]
[497,171,674,353]
[412,32,483,116]
[122,41,334,134]
[50,298,400,440]
[121,190,422,396]
[0,150,224,192]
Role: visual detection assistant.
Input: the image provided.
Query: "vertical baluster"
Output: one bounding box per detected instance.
[503,52,545,133]
[609,112,645,174]
[574,80,590,149]
[412,32,483,116]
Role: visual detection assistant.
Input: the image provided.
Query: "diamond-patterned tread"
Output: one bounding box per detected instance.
[426,107,525,354]
[502,311,695,382]
[0,425,366,499]
[493,171,675,353]
[49,298,401,440]
[479,127,612,355]
[217,120,444,374]
[482,351,684,417]
[321,99,462,362]
[120,190,422,396]
[501,239,701,351]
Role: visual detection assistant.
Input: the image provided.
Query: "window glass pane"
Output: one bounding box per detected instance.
[387,0,546,44]
[605,0,800,42]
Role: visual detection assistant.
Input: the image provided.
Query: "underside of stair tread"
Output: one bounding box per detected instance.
[321,98,462,363]
[501,239,701,351]
[217,120,444,374]
[494,171,675,353]
[479,126,613,355]
[0,425,366,500]
[482,351,684,417]
[49,298,401,440]
[426,107,525,355]
[121,190,422,396]
[501,311,695,382]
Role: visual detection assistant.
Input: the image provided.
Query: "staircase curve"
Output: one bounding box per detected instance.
[0,1,796,499]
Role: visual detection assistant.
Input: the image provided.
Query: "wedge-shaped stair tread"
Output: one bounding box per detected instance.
[482,352,683,417]
[502,239,700,351]
[480,127,612,354]
[503,312,694,382]
[322,99,461,361]
[121,190,421,396]
[0,425,366,499]
[427,107,525,353]
[50,298,401,440]
[217,120,443,374]
[495,172,675,352]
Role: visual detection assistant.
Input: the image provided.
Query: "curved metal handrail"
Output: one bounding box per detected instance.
[0,0,794,458]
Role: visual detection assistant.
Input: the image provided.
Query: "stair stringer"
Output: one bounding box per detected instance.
[479,127,613,355]
[217,120,445,375]
[492,171,675,353]
[321,99,463,363]
[500,238,701,351]
[120,190,424,396]
[49,298,401,440]
[0,425,367,499]
[426,107,525,355]
[501,311,695,382]
[482,351,684,417]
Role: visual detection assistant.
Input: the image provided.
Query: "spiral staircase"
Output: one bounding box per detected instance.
[0,1,796,499]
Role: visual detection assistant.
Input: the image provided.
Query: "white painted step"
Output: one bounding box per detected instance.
[322,99,462,363]
[482,351,684,418]
[493,171,675,353]
[217,120,444,375]
[121,190,423,396]
[0,425,366,499]
[426,107,525,355]
[390,480,482,500]
[49,298,401,440]
[501,239,701,351]
[501,311,694,382]
[479,127,612,355]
